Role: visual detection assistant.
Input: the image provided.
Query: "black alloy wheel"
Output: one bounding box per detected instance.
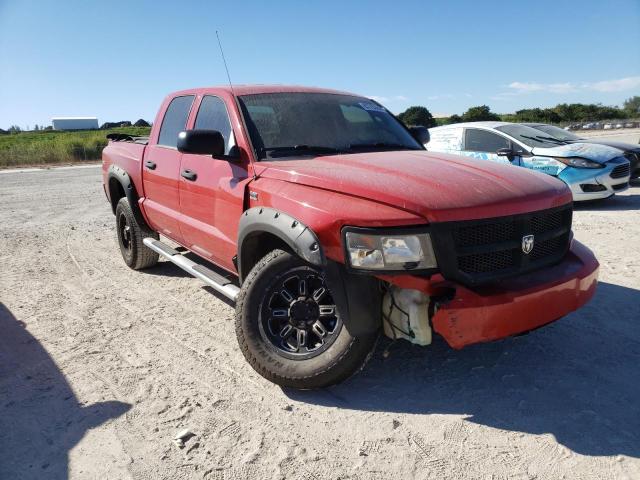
[259,268,341,359]
[117,211,133,254]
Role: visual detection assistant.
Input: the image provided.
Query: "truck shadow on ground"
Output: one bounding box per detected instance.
[287,281,640,458]
[0,303,131,479]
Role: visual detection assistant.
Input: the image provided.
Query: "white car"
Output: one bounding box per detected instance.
[427,122,630,201]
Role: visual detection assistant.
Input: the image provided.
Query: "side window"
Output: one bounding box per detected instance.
[464,129,510,153]
[194,96,234,154]
[158,95,195,148]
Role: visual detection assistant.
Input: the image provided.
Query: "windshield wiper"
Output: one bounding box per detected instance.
[347,142,420,151]
[519,134,567,145]
[536,135,569,144]
[258,145,343,159]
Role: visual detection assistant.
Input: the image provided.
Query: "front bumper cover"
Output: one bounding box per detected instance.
[431,239,598,349]
[560,158,630,201]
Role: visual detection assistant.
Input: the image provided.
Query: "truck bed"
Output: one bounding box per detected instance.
[102,139,147,199]
[106,133,149,145]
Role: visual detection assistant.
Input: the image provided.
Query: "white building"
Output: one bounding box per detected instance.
[51,117,99,130]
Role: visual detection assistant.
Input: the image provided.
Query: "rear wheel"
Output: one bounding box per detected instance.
[235,249,378,389]
[115,197,159,270]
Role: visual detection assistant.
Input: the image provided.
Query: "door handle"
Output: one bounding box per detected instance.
[181,169,197,181]
[144,160,156,170]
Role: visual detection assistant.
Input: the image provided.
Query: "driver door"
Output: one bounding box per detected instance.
[178,95,249,271]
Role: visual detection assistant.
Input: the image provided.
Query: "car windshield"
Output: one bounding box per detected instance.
[238,92,423,160]
[529,124,582,142]
[495,124,568,148]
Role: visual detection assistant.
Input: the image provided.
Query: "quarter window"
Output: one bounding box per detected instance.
[194,96,234,154]
[464,129,510,153]
[158,95,195,147]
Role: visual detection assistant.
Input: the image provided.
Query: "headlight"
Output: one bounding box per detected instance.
[344,230,437,271]
[554,156,603,169]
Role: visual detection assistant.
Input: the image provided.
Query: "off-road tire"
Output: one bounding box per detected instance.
[115,197,159,270]
[235,249,378,389]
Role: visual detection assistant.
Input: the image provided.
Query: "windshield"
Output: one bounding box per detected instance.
[495,124,568,148]
[238,92,423,160]
[529,124,582,142]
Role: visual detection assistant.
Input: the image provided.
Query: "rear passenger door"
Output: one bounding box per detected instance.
[142,95,195,243]
[463,128,519,165]
[178,95,249,271]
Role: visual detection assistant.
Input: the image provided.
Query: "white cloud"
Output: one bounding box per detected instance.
[585,76,640,92]
[501,76,640,96]
[507,81,577,94]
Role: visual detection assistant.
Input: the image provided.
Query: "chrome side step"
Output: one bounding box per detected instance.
[143,238,240,301]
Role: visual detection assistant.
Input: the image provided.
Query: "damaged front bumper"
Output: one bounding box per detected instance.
[430,239,598,349]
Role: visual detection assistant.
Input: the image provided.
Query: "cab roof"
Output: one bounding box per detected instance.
[168,84,360,98]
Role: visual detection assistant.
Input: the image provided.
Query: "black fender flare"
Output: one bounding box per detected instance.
[237,207,325,281]
[107,165,147,227]
[237,207,381,337]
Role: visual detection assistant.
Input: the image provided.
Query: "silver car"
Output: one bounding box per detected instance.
[427,122,630,201]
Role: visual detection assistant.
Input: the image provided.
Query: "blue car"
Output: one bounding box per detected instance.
[428,122,631,201]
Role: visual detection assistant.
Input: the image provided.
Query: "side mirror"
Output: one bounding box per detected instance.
[496,147,515,160]
[408,126,430,145]
[177,129,225,157]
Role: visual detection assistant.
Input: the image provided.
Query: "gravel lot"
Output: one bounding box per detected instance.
[581,127,640,145]
[1,160,639,479]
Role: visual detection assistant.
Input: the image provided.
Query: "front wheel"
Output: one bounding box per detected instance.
[235,249,378,389]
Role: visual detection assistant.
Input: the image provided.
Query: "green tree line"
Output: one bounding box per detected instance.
[397,95,640,127]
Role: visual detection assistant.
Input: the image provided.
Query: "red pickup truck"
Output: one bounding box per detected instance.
[102,85,599,389]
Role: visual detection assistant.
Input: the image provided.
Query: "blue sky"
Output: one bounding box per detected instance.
[0,0,639,129]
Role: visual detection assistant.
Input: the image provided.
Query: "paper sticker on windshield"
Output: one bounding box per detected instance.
[359,101,386,112]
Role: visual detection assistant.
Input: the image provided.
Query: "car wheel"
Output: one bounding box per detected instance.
[235,249,378,389]
[115,197,159,270]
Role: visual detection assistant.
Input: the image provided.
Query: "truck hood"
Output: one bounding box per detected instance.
[530,142,623,163]
[253,150,571,223]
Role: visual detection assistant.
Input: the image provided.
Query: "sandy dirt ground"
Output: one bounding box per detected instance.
[1,163,639,480]
[580,127,640,144]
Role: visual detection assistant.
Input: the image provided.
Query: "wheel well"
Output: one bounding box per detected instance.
[240,232,292,281]
[108,177,126,213]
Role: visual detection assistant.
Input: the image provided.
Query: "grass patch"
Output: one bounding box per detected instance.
[0,127,151,168]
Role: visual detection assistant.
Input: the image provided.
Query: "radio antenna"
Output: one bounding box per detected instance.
[216,31,235,95]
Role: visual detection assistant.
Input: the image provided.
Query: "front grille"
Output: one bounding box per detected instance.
[454,222,515,247]
[530,236,566,261]
[458,249,516,274]
[531,209,563,233]
[431,204,573,286]
[612,182,628,191]
[611,163,630,179]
